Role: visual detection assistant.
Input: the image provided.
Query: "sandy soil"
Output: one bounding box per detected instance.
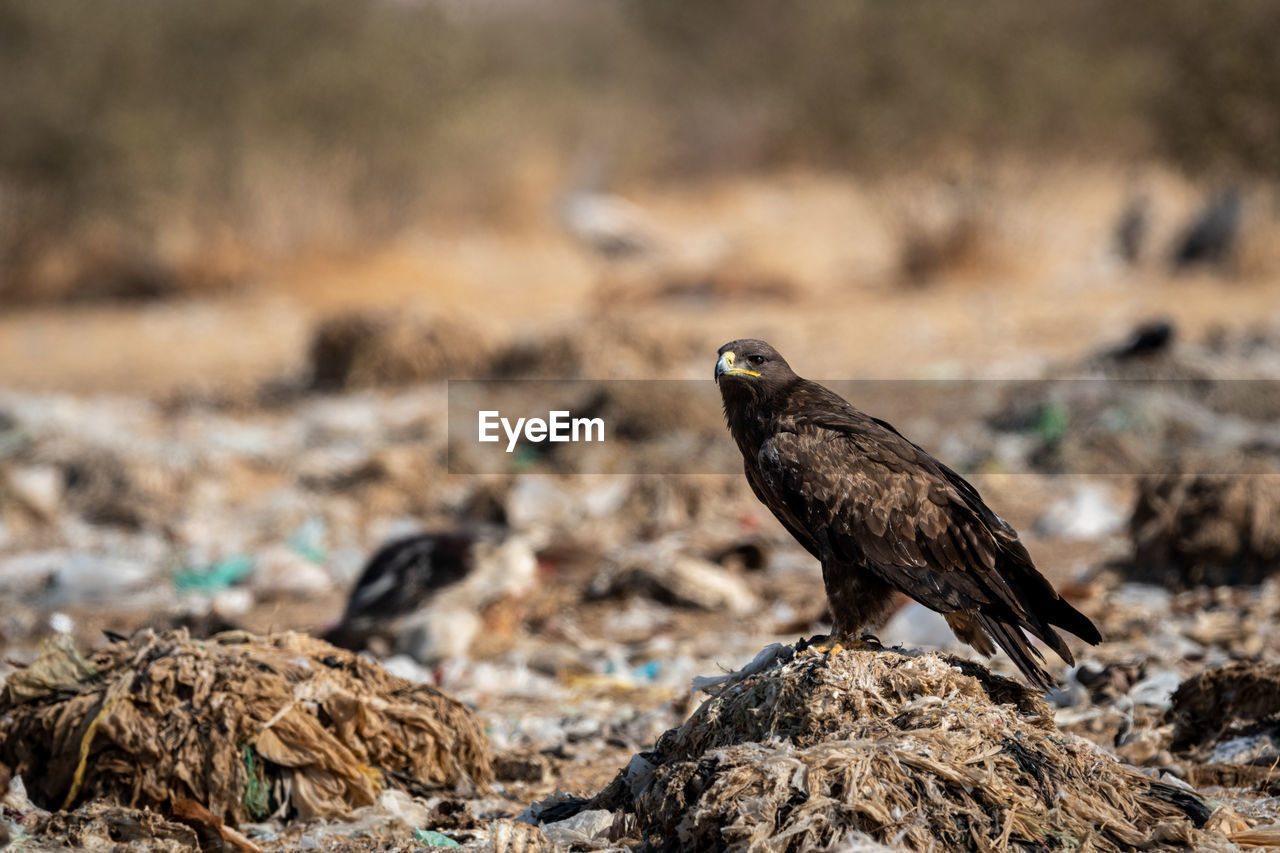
[3,169,1276,396]
[2,166,1279,850]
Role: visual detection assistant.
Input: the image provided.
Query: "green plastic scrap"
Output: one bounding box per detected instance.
[287,518,328,564]
[1033,400,1068,445]
[513,446,540,471]
[173,555,255,594]
[412,829,461,848]
[242,745,271,819]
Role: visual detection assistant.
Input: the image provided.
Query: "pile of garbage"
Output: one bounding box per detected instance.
[541,644,1223,852]
[1126,472,1280,588]
[1171,660,1280,798]
[0,629,492,824]
[306,310,702,390]
[307,309,495,391]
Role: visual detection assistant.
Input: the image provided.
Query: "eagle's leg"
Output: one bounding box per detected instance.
[798,633,846,655]
[798,632,884,656]
[812,560,899,653]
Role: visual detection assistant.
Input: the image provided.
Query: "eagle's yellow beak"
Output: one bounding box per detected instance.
[716,351,760,378]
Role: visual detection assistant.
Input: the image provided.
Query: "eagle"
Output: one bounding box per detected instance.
[715,339,1100,688]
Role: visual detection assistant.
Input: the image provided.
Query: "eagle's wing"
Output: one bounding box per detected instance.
[743,461,823,562]
[757,424,1020,617]
[755,403,1096,683]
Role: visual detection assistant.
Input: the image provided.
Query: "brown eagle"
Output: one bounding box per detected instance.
[715,339,1100,688]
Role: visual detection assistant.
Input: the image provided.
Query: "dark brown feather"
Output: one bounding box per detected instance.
[716,338,1101,689]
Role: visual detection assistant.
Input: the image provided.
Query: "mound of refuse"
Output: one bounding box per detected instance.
[546,645,1218,852]
[1169,661,1280,799]
[307,309,494,390]
[1127,472,1280,588]
[487,317,700,380]
[0,629,492,824]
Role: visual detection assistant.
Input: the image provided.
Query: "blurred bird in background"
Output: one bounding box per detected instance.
[1113,192,1150,265]
[1172,187,1242,270]
[324,529,538,665]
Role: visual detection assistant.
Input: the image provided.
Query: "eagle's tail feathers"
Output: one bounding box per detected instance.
[1019,614,1076,666]
[999,553,1102,647]
[976,613,1057,690]
[1047,597,1102,646]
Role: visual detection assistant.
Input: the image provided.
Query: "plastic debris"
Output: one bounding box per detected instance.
[2,312,1280,849]
[1208,733,1280,766]
[43,552,164,607]
[507,477,584,530]
[413,828,461,848]
[589,542,758,614]
[0,629,493,822]
[2,632,98,704]
[489,818,550,853]
[1171,661,1280,752]
[1127,473,1280,588]
[297,789,437,843]
[174,554,255,594]
[1128,669,1183,710]
[690,642,794,696]
[286,518,329,564]
[250,545,333,599]
[1034,482,1125,540]
[29,803,200,852]
[5,464,62,520]
[552,645,1214,852]
[540,809,616,846]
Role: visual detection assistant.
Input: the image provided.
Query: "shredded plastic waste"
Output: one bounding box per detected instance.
[1,631,98,704]
[173,554,255,594]
[551,645,1219,852]
[0,628,493,823]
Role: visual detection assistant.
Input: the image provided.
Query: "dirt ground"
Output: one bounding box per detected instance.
[3,168,1279,395]
[2,166,1280,850]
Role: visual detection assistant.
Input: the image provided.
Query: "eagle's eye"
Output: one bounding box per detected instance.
[747,354,766,366]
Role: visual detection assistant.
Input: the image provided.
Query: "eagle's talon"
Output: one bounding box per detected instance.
[798,634,841,656]
[800,634,869,656]
[859,632,884,650]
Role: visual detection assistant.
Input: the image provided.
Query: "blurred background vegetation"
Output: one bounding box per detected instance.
[1,0,1278,301]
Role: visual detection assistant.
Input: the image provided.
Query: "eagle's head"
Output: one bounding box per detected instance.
[715,339,798,406]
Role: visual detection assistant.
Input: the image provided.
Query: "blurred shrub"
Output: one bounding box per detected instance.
[1130,0,1280,177]
[0,0,1277,301]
